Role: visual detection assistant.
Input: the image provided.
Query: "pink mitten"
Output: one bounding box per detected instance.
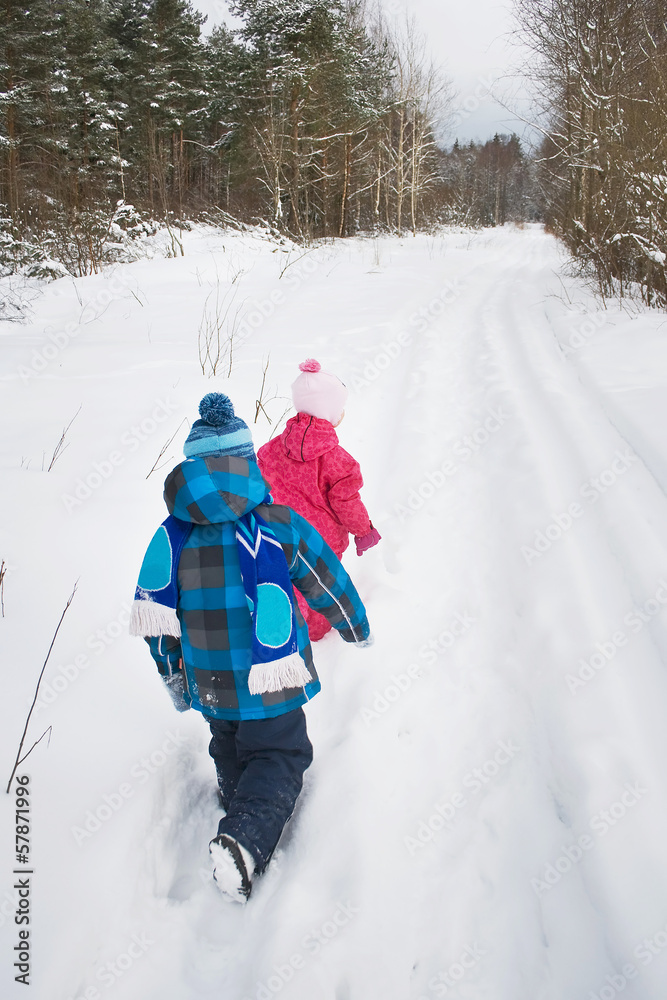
[355,525,381,556]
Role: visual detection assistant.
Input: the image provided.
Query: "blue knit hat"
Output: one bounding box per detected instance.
[184,394,257,461]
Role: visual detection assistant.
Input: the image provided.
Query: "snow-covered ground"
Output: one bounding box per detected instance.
[2,224,667,1000]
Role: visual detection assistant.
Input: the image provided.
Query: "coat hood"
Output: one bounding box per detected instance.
[280,413,340,464]
[163,455,269,524]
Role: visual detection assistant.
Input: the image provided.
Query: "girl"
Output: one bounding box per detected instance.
[258,359,380,640]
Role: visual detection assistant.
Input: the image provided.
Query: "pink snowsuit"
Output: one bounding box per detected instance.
[258,413,372,641]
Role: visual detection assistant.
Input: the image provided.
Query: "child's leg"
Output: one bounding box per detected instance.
[208,718,244,811]
[215,708,313,872]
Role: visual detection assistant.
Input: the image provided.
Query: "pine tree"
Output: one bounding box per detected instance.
[228,0,392,235]
[0,0,65,220]
[51,0,126,209]
[202,26,250,212]
[129,0,208,214]
[438,134,536,227]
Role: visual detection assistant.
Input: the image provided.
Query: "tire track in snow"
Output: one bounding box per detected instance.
[342,235,550,1000]
[482,238,667,657]
[369,226,667,1000]
[468,231,667,997]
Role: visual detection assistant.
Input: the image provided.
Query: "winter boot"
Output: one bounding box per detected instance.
[209,834,255,903]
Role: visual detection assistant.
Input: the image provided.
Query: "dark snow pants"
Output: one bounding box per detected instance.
[207,708,313,873]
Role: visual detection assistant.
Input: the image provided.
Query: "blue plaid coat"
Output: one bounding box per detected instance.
[146,454,370,721]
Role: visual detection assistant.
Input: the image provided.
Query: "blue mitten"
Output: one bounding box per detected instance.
[163,671,190,712]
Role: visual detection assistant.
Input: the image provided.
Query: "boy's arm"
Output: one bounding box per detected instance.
[285,510,370,643]
[145,635,183,676]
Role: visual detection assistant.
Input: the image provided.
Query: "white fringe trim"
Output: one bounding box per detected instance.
[248,652,312,695]
[130,599,182,638]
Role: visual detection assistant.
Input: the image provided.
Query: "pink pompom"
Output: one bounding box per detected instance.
[299,359,321,373]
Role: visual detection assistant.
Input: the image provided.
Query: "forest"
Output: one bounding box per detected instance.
[0,0,538,276]
[0,0,444,268]
[2,0,666,308]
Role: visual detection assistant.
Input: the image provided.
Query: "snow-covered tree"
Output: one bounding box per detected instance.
[1,0,456,261]
[438,134,538,227]
[0,0,65,220]
[516,0,667,305]
[121,0,208,214]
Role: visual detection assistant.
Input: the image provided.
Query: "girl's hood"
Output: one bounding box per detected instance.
[280,414,339,463]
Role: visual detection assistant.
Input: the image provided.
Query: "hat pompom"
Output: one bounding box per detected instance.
[299,359,321,373]
[199,393,235,426]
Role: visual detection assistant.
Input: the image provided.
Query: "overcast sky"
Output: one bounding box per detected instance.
[191,0,533,146]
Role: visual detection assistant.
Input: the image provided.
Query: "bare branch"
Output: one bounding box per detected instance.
[46,405,82,473]
[6,583,78,793]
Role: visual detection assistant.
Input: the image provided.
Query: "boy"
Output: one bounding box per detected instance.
[131,393,371,903]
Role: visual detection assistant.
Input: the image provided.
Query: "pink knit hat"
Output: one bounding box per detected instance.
[291,359,348,425]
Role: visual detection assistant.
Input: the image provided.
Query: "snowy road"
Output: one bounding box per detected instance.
[2,225,667,1000]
